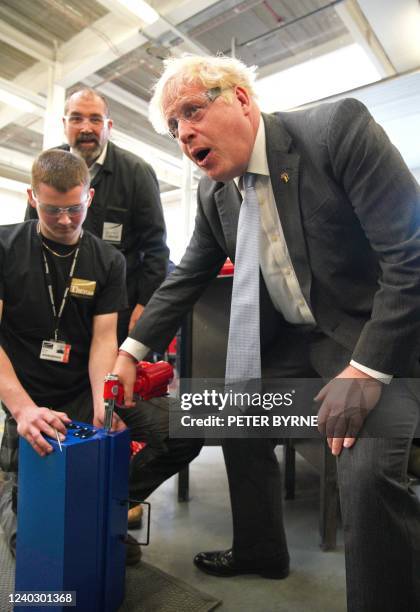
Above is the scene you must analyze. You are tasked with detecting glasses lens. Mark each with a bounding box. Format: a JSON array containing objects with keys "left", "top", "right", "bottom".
[
  {"left": 39, "top": 203, "right": 85, "bottom": 216},
  {"left": 66, "top": 114, "right": 106, "bottom": 126},
  {"left": 167, "top": 119, "right": 178, "bottom": 139},
  {"left": 166, "top": 88, "right": 223, "bottom": 139},
  {"left": 66, "top": 205, "right": 85, "bottom": 216},
  {"left": 42, "top": 205, "right": 62, "bottom": 216}
]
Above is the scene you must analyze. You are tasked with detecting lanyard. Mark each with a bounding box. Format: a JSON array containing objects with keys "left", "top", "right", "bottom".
[{"left": 38, "top": 227, "right": 83, "bottom": 341}]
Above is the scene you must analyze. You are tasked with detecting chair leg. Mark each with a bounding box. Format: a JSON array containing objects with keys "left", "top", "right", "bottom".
[
  {"left": 177, "top": 466, "right": 190, "bottom": 502},
  {"left": 283, "top": 441, "right": 296, "bottom": 500}
]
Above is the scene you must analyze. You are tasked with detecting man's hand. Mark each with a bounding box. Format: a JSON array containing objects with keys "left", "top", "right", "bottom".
[
  {"left": 314, "top": 365, "right": 382, "bottom": 456},
  {"left": 112, "top": 353, "right": 137, "bottom": 408},
  {"left": 128, "top": 304, "right": 144, "bottom": 333},
  {"left": 15, "top": 406, "right": 71, "bottom": 457},
  {"left": 93, "top": 400, "right": 127, "bottom": 432}
]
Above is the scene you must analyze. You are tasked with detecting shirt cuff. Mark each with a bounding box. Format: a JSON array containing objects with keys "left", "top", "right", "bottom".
[
  {"left": 350, "top": 360, "right": 392, "bottom": 384},
  {"left": 120, "top": 338, "right": 150, "bottom": 362}
]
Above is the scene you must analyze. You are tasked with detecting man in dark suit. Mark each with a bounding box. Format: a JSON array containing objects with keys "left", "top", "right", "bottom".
[{"left": 113, "top": 55, "right": 420, "bottom": 611}]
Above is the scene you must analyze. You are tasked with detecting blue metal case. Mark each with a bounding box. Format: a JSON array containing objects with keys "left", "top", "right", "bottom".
[{"left": 15, "top": 421, "right": 130, "bottom": 612}]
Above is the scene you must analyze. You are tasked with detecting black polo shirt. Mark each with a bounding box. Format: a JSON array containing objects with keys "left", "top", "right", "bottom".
[{"left": 0, "top": 221, "right": 127, "bottom": 407}]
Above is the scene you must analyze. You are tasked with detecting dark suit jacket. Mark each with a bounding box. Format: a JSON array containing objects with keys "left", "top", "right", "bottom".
[
  {"left": 131, "top": 98, "right": 420, "bottom": 377},
  {"left": 27, "top": 141, "right": 169, "bottom": 308}
]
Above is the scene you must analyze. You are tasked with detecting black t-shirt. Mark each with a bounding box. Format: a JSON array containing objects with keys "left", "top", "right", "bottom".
[{"left": 0, "top": 221, "right": 127, "bottom": 407}]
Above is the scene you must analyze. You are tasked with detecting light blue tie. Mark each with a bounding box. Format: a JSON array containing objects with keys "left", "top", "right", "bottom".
[{"left": 225, "top": 172, "right": 261, "bottom": 384}]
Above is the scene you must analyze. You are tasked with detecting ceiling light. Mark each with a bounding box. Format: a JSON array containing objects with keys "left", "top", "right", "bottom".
[
  {"left": 114, "top": 0, "right": 159, "bottom": 25},
  {"left": 0, "top": 89, "right": 37, "bottom": 114},
  {"left": 255, "top": 43, "right": 382, "bottom": 112}
]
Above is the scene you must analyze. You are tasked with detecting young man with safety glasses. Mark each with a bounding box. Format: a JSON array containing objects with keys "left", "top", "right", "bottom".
[{"left": 0, "top": 149, "right": 202, "bottom": 564}]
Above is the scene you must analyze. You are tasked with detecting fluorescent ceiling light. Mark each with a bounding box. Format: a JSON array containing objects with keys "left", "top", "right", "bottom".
[
  {"left": 255, "top": 43, "right": 382, "bottom": 112},
  {"left": 0, "top": 89, "right": 37, "bottom": 114},
  {"left": 114, "top": 0, "right": 159, "bottom": 25}
]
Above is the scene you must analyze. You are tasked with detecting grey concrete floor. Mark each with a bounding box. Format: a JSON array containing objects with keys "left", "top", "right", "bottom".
[
  {"left": 0, "top": 410, "right": 346, "bottom": 611},
  {"left": 131, "top": 446, "right": 346, "bottom": 612}
]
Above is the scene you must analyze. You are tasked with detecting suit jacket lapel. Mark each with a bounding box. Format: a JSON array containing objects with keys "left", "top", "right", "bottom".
[
  {"left": 214, "top": 181, "right": 241, "bottom": 259},
  {"left": 263, "top": 112, "right": 312, "bottom": 308}
]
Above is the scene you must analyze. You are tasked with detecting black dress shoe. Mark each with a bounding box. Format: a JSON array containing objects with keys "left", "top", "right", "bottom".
[
  {"left": 194, "top": 548, "right": 289, "bottom": 579},
  {"left": 125, "top": 533, "right": 142, "bottom": 566}
]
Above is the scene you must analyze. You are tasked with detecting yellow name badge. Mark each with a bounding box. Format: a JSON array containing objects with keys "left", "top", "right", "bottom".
[{"left": 70, "top": 278, "right": 96, "bottom": 297}]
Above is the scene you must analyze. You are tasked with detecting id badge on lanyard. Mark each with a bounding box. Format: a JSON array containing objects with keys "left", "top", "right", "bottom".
[
  {"left": 40, "top": 339, "right": 71, "bottom": 363},
  {"left": 38, "top": 226, "right": 82, "bottom": 365}
]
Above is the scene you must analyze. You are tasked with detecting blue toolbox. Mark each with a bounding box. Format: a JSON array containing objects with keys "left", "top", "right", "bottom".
[{"left": 15, "top": 421, "right": 130, "bottom": 612}]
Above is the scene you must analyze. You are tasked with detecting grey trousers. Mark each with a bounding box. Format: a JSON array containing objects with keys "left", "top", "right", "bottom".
[
  {"left": 337, "top": 385, "right": 420, "bottom": 612},
  {"left": 223, "top": 327, "right": 420, "bottom": 612}
]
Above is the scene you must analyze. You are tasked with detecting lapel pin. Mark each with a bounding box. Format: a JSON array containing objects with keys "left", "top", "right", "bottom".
[{"left": 280, "top": 171, "right": 289, "bottom": 184}]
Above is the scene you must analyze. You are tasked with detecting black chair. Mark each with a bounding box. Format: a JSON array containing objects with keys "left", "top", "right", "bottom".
[
  {"left": 283, "top": 438, "right": 339, "bottom": 550},
  {"left": 176, "top": 273, "right": 339, "bottom": 550},
  {"left": 176, "top": 274, "right": 231, "bottom": 501}
]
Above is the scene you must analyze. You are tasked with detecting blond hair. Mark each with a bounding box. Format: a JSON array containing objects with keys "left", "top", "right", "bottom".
[{"left": 149, "top": 54, "right": 258, "bottom": 134}]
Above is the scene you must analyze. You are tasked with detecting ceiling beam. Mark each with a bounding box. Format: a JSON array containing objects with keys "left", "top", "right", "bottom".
[
  {"left": 0, "top": 146, "right": 34, "bottom": 175},
  {"left": 152, "top": 14, "right": 209, "bottom": 55},
  {"left": 95, "top": 0, "right": 209, "bottom": 54},
  {"left": 56, "top": 16, "right": 148, "bottom": 88},
  {"left": 0, "top": 13, "right": 148, "bottom": 130},
  {"left": 151, "top": 0, "right": 222, "bottom": 32},
  {"left": 88, "top": 0, "right": 148, "bottom": 27},
  {"left": 357, "top": 0, "right": 420, "bottom": 73},
  {"left": 0, "top": 21, "right": 55, "bottom": 65},
  {"left": 0, "top": 0, "right": 217, "bottom": 185},
  {"left": 0, "top": 158, "right": 31, "bottom": 184},
  {"left": 334, "top": 0, "right": 396, "bottom": 77},
  {"left": 0, "top": 77, "right": 46, "bottom": 115},
  {"left": 0, "top": 0, "right": 221, "bottom": 131},
  {"left": 83, "top": 75, "right": 149, "bottom": 118}
]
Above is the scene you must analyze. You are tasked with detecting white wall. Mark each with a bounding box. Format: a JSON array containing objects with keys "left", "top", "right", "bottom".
[
  {"left": 0, "top": 188, "right": 28, "bottom": 225},
  {"left": 161, "top": 187, "right": 197, "bottom": 264},
  {"left": 411, "top": 167, "right": 420, "bottom": 184}
]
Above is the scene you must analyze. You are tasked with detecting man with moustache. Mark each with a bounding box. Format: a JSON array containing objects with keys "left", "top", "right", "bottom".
[
  {"left": 112, "top": 55, "right": 420, "bottom": 612},
  {"left": 27, "top": 88, "right": 169, "bottom": 344}
]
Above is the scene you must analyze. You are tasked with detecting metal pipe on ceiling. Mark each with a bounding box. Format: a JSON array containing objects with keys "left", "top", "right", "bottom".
[{"left": 222, "top": 0, "right": 347, "bottom": 53}]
